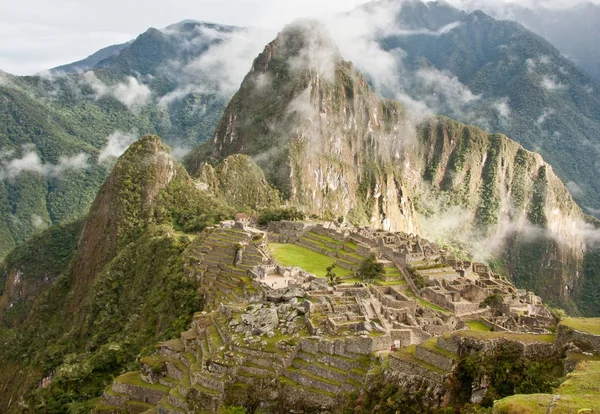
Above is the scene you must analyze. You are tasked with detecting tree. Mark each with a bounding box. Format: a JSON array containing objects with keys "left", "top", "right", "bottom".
[
  {"left": 357, "top": 255, "right": 384, "bottom": 282},
  {"left": 481, "top": 294, "right": 504, "bottom": 315},
  {"left": 326, "top": 264, "right": 338, "bottom": 286}
]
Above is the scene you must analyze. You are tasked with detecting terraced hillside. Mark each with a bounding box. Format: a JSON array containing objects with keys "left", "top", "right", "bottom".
[{"left": 95, "top": 218, "right": 581, "bottom": 413}]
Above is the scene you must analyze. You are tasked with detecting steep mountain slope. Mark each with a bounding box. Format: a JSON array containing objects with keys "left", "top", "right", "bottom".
[
  {"left": 51, "top": 42, "right": 130, "bottom": 74},
  {"left": 187, "top": 20, "right": 597, "bottom": 315},
  {"left": 355, "top": 0, "right": 600, "bottom": 215},
  {"left": 0, "top": 135, "right": 239, "bottom": 412},
  {"left": 455, "top": 0, "right": 600, "bottom": 81},
  {"left": 0, "top": 21, "right": 238, "bottom": 260}
]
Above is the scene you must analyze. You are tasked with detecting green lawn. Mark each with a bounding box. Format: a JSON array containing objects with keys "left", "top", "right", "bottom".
[
  {"left": 494, "top": 361, "right": 600, "bottom": 413},
  {"left": 405, "top": 292, "right": 449, "bottom": 313},
  {"left": 114, "top": 371, "right": 170, "bottom": 391},
  {"left": 375, "top": 279, "right": 407, "bottom": 287},
  {"left": 561, "top": 318, "right": 600, "bottom": 335},
  {"left": 269, "top": 243, "right": 353, "bottom": 277},
  {"left": 467, "top": 321, "right": 492, "bottom": 332},
  {"left": 420, "top": 338, "right": 458, "bottom": 360}
]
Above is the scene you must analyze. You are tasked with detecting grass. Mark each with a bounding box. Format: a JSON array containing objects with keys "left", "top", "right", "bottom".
[
  {"left": 173, "top": 230, "right": 198, "bottom": 241},
  {"left": 467, "top": 321, "right": 492, "bottom": 331},
  {"left": 494, "top": 361, "right": 600, "bottom": 413},
  {"left": 306, "top": 232, "right": 343, "bottom": 246},
  {"left": 300, "top": 236, "right": 337, "bottom": 252},
  {"left": 561, "top": 318, "right": 600, "bottom": 335},
  {"left": 419, "top": 338, "right": 458, "bottom": 360},
  {"left": 393, "top": 345, "right": 447, "bottom": 374},
  {"left": 567, "top": 353, "right": 600, "bottom": 362},
  {"left": 493, "top": 394, "right": 554, "bottom": 413},
  {"left": 344, "top": 241, "right": 358, "bottom": 250},
  {"left": 454, "top": 330, "right": 555, "bottom": 343},
  {"left": 405, "top": 292, "right": 450, "bottom": 314},
  {"left": 375, "top": 279, "right": 407, "bottom": 287},
  {"left": 114, "top": 372, "right": 170, "bottom": 391},
  {"left": 269, "top": 243, "right": 353, "bottom": 277}
]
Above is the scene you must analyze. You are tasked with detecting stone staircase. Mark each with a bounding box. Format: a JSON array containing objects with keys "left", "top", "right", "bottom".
[{"left": 276, "top": 345, "right": 371, "bottom": 408}]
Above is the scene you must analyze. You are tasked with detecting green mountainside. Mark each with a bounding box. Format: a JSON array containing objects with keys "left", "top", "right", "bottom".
[
  {"left": 458, "top": 0, "right": 600, "bottom": 82},
  {"left": 0, "top": 136, "right": 241, "bottom": 412},
  {"left": 373, "top": 0, "right": 600, "bottom": 214},
  {"left": 0, "top": 21, "right": 235, "bottom": 260}
]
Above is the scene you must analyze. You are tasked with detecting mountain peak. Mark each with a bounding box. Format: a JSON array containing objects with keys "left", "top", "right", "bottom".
[
  {"left": 251, "top": 19, "right": 341, "bottom": 80},
  {"left": 70, "top": 135, "right": 177, "bottom": 304}
]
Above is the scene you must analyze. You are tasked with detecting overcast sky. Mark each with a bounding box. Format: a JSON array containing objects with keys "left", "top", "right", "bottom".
[
  {"left": 0, "top": 0, "right": 595, "bottom": 75},
  {"left": 0, "top": 0, "right": 372, "bottom": 75}
]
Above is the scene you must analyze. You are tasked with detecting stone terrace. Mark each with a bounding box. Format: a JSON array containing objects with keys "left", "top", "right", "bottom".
[{"left": 97, "top": 220, "right": 560, "bottom": 413}]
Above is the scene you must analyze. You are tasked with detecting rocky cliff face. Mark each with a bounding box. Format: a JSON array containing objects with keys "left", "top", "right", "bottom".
[
  {"left": 201, "top": 20, "right": 420, "bottom": 233},
  {"left": 191, "top": 20, "right": 594, "bottom": 314}
]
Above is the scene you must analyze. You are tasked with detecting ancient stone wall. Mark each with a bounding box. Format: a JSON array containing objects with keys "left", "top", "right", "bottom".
[
  {"left": 556, "top": 324, "right": 600, "bottom": 354},
  {"left": 415, "top": 346, "right": 455, "bottom": 371},
  {"left": 436, "top": 336, "right": 459, "bottom": 355},
  {"left": 112, "top": 382, "right": 168, "bottom": 405},
  {"left": 389, "top": 354, "right": 447, "bottom": 383}
]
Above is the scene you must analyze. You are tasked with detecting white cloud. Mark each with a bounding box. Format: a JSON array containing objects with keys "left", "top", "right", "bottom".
[
  {"left": 0, "top": 148, "right": 89, "bottom": 180},
  {"left": 495, "top": 98, "right": 511, "bottom": 120},
  {"left": 286, "top": 87, "right": 318, "bottom": 119},
  {"left": 537, "top": 108, "right": 555, "bottom": 124},
  {"left": 541, "top": 75, "right": 566, "bottom": 91},
  {"left": 83, "top": 72, "right": 152, "bottom": 109},
  {"left": 416, "top": 67, "right": 481, "bottom": 107},
  {"left": 170, "top": 146, "right": 192, "bottom": 160},
  {"left": 387, "top": 21, "right": 463, "bottom": 37},
  {"left": 31, "top": 214, "right": 47, "bottom": 230},
  {"left": 566, "top": 181, "right": 584, "bottom": 197},
  {"left": 98, "top": 131, "right": 139, "bottom": 163},
  {"left": 158, "top": 26, "right": 275, "bottom": 106},
  {"left": 112, "top": 77, "right": 152, "bottom": 107},
  {"left": 287, "top": 21, "right": 338, "bottom": 82}
]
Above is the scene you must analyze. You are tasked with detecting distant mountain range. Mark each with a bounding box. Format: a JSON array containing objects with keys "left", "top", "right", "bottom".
[
  {"left": 365, "top": 0, "right": 600, "bottom": 216},
  {"left": 454, "top": 0, "right": 600, "bottom": 81},
  {"left": 0, "top": 21, "right": 241, "bottom": 258}
]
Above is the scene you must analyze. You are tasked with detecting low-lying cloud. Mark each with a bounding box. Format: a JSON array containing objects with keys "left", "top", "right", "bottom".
[
  {"left": 0, "top": 148, "right": 89, "bottom": 180},
  {"left": 98, "top": 130, "right": 139, "bottom": 163},
  {"left": 158, "top": 26, "right": 275, "bottom": 106},
  {"left": 84, "top": 72, "right": 152, "bottom": 109},
  {"left": 541, "top": 75, "right": 566, "bottom": 91}
]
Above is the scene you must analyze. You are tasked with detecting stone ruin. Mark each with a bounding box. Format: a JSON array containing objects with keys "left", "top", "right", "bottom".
[{"left": 96, "top": 220, "right": 561, "bottom": 413}]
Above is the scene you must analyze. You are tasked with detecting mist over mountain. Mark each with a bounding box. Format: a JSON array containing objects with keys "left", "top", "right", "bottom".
[
  {"left": 2, "top": 5, "right": 600, "bottom": 413},
  {"left": 453, "top": 0, "right": 600, "bottom": 81},
  {"left": 327, "top": 0, "right": 600, "bottom": 217},
  {"left": 0, "top": 20, "right": 267, "bottom": 259}
]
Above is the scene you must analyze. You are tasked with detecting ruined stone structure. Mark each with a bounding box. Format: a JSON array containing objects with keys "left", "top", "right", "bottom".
[{"left": 96, "top": 221, "right": 560, "bottom": 413}]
